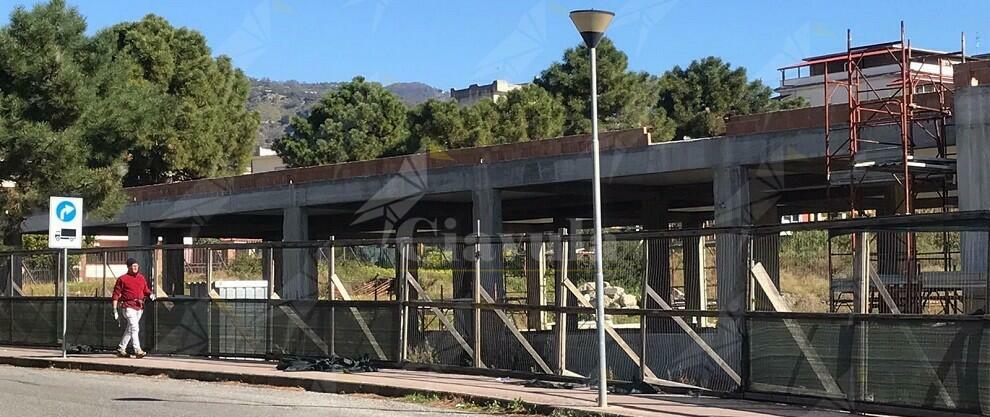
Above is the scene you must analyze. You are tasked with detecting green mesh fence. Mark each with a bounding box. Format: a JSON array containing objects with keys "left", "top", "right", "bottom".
[
  {"left": 153, "top": 299, "right": 209, "bottom": 356},
  {"left": 749, "top": 315, "right": 990, "bottom": 414}
]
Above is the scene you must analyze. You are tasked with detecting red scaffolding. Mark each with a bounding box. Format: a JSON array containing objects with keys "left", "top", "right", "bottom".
[
  {"left": 779, "top": 22, "right": 961, "bottom": 218},
  {"left": 779, "top": 23, "right": 967, "bottom": 313}
]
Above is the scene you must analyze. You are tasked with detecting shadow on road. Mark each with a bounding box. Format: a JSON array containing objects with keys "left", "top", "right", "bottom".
[{"left": 113, "top": 397, "right": 481, "bottom": 414}]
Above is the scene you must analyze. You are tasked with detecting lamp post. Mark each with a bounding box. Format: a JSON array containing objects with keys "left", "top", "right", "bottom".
[{"left": 569, "top": 9, "right": 614, "bottom": 409}]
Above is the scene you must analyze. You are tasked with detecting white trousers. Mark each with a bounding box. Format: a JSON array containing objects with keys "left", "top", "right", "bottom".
[{"left": 118, "top": 307, "right": 143, "bottom": 351}]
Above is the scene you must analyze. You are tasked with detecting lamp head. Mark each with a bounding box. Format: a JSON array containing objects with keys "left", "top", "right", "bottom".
[{"left": 569, "top": 9, "right": 614, "bottom": 48}]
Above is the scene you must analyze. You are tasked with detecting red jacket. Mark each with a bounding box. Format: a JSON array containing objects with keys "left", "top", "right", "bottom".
[{"left": 112, "top": 272, "right": 151, "bottom": 310}]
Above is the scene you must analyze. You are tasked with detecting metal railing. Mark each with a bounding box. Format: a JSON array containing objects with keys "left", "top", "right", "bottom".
[{"left": 2, "top": 211, "right": 990, "bottom": 416}]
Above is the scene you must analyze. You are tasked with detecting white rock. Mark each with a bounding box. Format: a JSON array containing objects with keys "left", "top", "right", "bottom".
[{"left": 621, "top": 294, "right": 638, "bottom": 308}]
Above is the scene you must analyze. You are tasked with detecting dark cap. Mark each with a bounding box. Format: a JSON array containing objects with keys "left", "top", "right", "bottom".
[{"left": 125, "top": 258, "right": 138, "bottom": 267}]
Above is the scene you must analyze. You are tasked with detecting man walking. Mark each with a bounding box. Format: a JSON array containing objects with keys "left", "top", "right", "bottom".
[{"left": 112, "top": 258, "right": 152, "bottom": 358}]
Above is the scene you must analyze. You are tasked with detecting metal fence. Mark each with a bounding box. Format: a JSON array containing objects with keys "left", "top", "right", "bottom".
[{"left": 2, "top": 211, "right": 990, "bottom": 416}]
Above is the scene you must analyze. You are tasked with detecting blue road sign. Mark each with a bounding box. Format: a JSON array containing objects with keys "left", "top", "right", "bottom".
[{"left": 55, "top": 201, "right": 77, "bottom": 222}]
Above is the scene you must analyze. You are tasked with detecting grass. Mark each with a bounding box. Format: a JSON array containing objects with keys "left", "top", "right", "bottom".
[
  {"left": 401, "top": 393, "right": 551, "bottom": 416},
  {"left": 21, "top": 280, "right": 110, "bottom": 297}
]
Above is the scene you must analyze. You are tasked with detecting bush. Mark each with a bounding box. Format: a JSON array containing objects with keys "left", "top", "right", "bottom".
[{"left": 228, "top": 252, "right": 262, "bottom": 278}]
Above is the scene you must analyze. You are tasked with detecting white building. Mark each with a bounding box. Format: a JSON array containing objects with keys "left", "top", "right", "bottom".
[
  {"left": 449, "top": 80, "right": 524, "bottom": 106},
  {"left": 249, "top": 147, "right": 286, "bottom": 174},
  {"left": 777, "top": 42, "right": 961, "bottom": 106}
]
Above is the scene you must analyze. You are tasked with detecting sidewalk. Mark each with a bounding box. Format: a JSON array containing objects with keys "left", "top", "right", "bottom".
[{"left": 0, "top": 346, "right": 848, "bottom": 417}]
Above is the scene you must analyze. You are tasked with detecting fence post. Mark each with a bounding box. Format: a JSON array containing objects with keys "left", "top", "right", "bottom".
[
  {"left": 328, "top": 236, "right": 336, "bottom": 356},
  {"left": 398, "top": 238, "right": 409, "bottom": 363},
  {"left": 639, "top": 235, "right": 649, "bottom": 383},
  {"left": 986, "top": 230, "right": 990, "bottom": 314},
  {"left": 741, "top": 232, "right": 754, "bottom": 392},
  {"left": 102, "top": 251, "right": 108, "bottom": 298},
  {"left": 206, "top": 245, "right": 214, "bottom": 358},
  {"left": 328, "top": 237, "right": 336, "bottom": 301},
  {"left": 206, "top": 246, "right": 214, "bottom": 294},
  {"left": 265, "top": 245, "right": 274, "bottom": 356},
  {"left": 554, "top": 228, "right": 568, "bottom": 375},
  {"left": 6, "top": 254, "right": 12, "bottom": 298},
  {"left": 473, "top": 226, "right": 482, "bottom": 369}
]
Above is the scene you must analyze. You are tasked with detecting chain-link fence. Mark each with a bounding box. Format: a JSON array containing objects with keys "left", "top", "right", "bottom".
[{"left": 1, "top": 212, "right": 989, "bottom": 415}]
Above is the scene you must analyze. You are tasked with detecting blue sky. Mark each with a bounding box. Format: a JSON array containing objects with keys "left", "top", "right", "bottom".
[{"left": 2, "top": 0, "right": 988, "bottom": 89}]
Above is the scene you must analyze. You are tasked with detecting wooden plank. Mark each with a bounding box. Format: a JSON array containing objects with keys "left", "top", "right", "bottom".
[
  {"left": 751, "top": 262, "right": 844, "bottom": 396},
  {"left": 868, "top": 270, "right": 901, "bottom": 314},
  {"left": 868, "top": 270, "right": 955, "bottom": 408},
  {"left": 561, "top": 278, "right": 659, "bottom": 380},
  {"left": 478, "top": 285, "right": 553, "bottom": 374},
  {"left": 644, "top": 286, "right": 742, "bottom": 385},
  {"left": 331, "top": 273, "right": 388, "bottom": 360},
  {"left": 405, "top": 272, "right": 479, "bottom": 365},
  {"left": 644, "top": 376, "right": 708, "bottom": 391},
  {"left": 277, "top": 305, "right": 330, "bottom": 355}
]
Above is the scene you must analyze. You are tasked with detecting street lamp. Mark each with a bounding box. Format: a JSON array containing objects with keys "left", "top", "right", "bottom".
[{"left": 569, "top": 9, "right": 614, "bottom": 409}]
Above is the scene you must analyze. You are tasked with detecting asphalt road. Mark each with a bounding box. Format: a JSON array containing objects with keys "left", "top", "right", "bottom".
[{"left": 0, "top": 365, "right": 494, "bottom": 417}]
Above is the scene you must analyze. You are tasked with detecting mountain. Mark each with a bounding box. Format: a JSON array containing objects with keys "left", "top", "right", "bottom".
[
  {"left": 247, "top": 78, "right": 448, "bottom": 149},
  {"left": 386, "top": 82, "right": 447, "bottom": 106}
]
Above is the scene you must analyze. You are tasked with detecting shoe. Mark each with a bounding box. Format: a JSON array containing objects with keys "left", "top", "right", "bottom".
[
  {"left": 115, "top": 348, "right": 128, "bottom": 358},
  {"left": 134, "top": 349, "right": 146, "bottom": 359}
]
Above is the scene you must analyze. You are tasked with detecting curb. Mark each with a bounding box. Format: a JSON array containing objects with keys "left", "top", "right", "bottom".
[{"left": 0, "top": 355, "right": 620, "bottom": 417}]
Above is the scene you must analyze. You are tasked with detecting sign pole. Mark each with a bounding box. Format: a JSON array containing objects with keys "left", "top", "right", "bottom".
[
  {"left": 62, "top": 248, "right": 68, "bottom": 358},
  {"left": 49, "top": 196, "right": 82, "bottom": 358}
]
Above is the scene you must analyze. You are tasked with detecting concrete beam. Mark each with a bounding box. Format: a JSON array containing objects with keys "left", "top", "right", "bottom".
[{"left": 16, "top": 126, "right": 849, "bottom": 233}]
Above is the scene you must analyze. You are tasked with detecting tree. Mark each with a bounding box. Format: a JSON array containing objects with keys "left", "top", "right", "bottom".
[
  {"left": 86, "top": 15, "right": 258, "bottom": 185},
  {"left": 406, "top": 86, "right": 562, "bottom": 152},
  {"left": 658, "top": 56, "right": 807, "bottom": 139},
  {"left": 493, "top": 84, "right": 564, "bottom": 143},
  {"left": 275, "top": 77, "right": 409, "bottom": 167},
  {"left": 460, "top": 100, "right": 498, "bottom": 148},
  {"left": 0, "top": 0, "right": 126, "bottom": 245},
  {"left": 406, "top": 99, "right": 469, "bottom": 153},
  {"left": 534, "top": 38, "right": 675, "bottom": 140}
]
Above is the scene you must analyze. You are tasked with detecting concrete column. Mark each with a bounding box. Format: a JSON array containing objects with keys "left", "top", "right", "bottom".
[
  {"left": 956, "top": 85, "right": 990, "bottom": 313},
  {"left": 448, "top": 213, "right": 474, "bottom": 366},
  {"left": 450, "top": 214, "right": 474, "bottom": 300},
  {"left": 641, "top": 199, "right": 672, "bottom": 332},
  {"left": 472, "top": 188, "right": 504, "bottom": 300},
  {"left": 472, "top": 187, "right": 509, "bottom": 367},
  {"left": 127, "top": 222, "right": 154, "bottom": 284},
  {"left": 162, "top": 231, "right": 185, "bottom": 296},
  {"left": 712, "top": 165, "right": 751, "bottom": 384},
  {"left": 281, "top": 207, "right": 317, "bottom": 299},
  {"left": 749, "top": 176, "right": 780, "bottom": 311}
]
